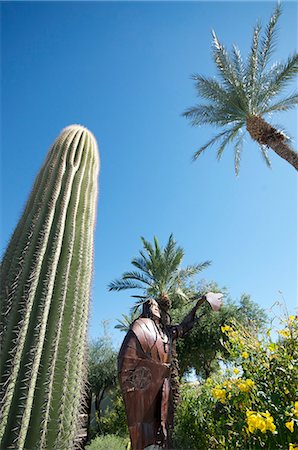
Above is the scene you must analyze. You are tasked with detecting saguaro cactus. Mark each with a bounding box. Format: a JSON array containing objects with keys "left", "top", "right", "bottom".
[{"left": 0, "top": 125, "right": 99, "bottom": 449}]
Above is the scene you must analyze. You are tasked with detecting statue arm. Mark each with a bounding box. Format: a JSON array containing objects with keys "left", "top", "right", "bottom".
[
  {"left": 171, "top": 292, "right": 223, "bottom": 339},
  {"left": 176, "top": 296, "right": 206, "bottom": 337}
]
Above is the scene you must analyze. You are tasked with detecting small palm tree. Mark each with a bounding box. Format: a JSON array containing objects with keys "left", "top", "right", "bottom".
[
  {"left": 115, "top": 310, "right": 140, "bottom": 333},
  {"left": 183, "top": 4, "right": 298, "bottom": 173},
  {"left": 109, "top": 234, "right": 210, "bottom": 319}
]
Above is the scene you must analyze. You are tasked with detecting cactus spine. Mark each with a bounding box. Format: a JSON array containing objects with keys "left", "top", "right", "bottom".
[{"left": 0, "top": 125, "right": 99, "bottom": 449}]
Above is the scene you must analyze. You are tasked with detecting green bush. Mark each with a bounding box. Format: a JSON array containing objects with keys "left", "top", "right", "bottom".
[
  {"left": 86, "top": 434, "right": 129, "bottom": 450},
  {"left": 173, "top": 382, "right": 218, "bottom": 450},
  {"left": 96, "top": 388, "right": 128, "bottom": 437},
  {"left": 174, "top": 315, "right": 298, "bottom": 449}
]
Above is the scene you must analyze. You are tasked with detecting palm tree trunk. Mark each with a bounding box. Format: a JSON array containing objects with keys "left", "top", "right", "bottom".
[
  {"left": 246, "top": 115, "right": 298, "bottom": 170},
  {"left": 168, "top": 341, "right": 181, "bottom": 419}
]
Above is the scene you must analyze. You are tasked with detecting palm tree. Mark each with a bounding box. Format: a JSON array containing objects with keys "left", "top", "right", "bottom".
[
  {"left": 109, "top": 234, "right": 210, "bottom": 321},
  {"left": 183, "top": 4, "right": 298, "bottom": 173}
]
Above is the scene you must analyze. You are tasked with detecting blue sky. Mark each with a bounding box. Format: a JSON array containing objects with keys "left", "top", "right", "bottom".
[{"left": 1, "top": 1, "right": 297, "bottom": 347}]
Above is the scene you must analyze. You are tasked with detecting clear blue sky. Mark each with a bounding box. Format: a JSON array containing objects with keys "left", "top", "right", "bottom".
[{"left": 1, "top": 1, "right": 297, "bottom": 347}]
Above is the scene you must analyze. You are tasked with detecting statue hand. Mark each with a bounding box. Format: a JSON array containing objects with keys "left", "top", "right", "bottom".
[{"left": 205, "top": 292, "right": 223, "bottom": 311}]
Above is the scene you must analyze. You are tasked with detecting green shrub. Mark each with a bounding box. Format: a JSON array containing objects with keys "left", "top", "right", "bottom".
[
  {"left": 86, "top": 434, "right": 129, "bottom": 450},
  {"left": 173, "top": 382, "right": 218, "bottom": 450},
  {"left": 96, "top": 388, "right": 128, "bottom": 437}
]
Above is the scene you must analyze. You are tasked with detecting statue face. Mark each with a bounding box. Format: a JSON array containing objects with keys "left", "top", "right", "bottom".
[{"left": 149, "top": 299, "right": 161, "bottom": 319}]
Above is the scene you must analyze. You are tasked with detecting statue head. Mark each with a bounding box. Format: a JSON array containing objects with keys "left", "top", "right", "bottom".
[{"left": 142, "top": 298, "right": 161, "bottom": 320}]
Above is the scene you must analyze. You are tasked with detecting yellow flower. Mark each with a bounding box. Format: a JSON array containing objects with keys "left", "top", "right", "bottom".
[
  {"left": 263, "top": 412, "right": 276, "bottom": 433},
  {"left": 266, "top": 420, "right": 276, "bottom": 433},
  {"left": 293, "top": 402, "right": 298, "bottom": 419},
  {"left": 205, "top": 377, "right": 212, "bottom": 386},
  {"left": 246, "top": 410, "right": 276, "bottom": 434},
  {"left": 211, "top": 387, "right": 226, "bottom": 403},
  {"left": 268, "top": 342, "right": 277, "bottom": 352},
  {"left": 289, "top": 315, "right": 295, "bottom": 321},
  {"left": 242, "top": 351, "right": 249, "bottom": 359},
  {"left": 238, "top": 381, "right": 249, "bottom": 392},
  {"left": 279, "top": 328, "right": 291, "bottom": 338},
  {"left": 233, "top": 368, "right": 239, "bottom": 375},
  {"left": 289, "top": 444, "right": 298, "bottom": 450},
  {"left": 221, "top": 325, "right": 232, "bottom": 333},
  {"left": 286, "top": 420, "right": 295, "bottom": 433}
]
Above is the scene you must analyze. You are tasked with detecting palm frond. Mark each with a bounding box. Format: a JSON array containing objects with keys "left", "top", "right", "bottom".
[
  {"left": 163, "top": 239, "right": 184, "bottom": 285},
  {"left": 234, "top": 134, "right": 244, "bottom": 175},
  {"left": 179, "top": 261, "right": 211, "bottom": 280},
  {"left": 154, "top": 236, "right": 162, "bottom": 259},
  {"left": 169, "top": 248, "right": 185, "bottom": 271},
  {"left": 115, "top": 310, "right": 141, "bottom": 332},
  {"left": 184, "top": 104, "right": 243, "bottom": 127},
  {"left": 264, "top": 54, "right": 298, "bottom": 101},
  {"left": 188, "top": 73, "right": 250, "bottom": 118},
  {"left": 130, "top": 299, "right": 149, "bottom": 311},
  {"left": 122, "top": 271, "right": 154, "bottom": 287},
  {"left": 192, "top": 129, "right": 229, "bottom": 161},
  {"left": 232, "top": 45, "right": 245, "bottom": 81},
  {"left": 140, "top": 236, "right": 160, "bottom": 275},
  {"left": 259, "top": 3, "right": 281, "bottom": 71},
  {"left": 140, "top": 236, "right": 155, "bottom": 258},
  {"left": 275, "top": 53, "right": 298, "bottom": 87},
  {"left": 262, "top": 92, "right": 298, "bottom": 114},
  {"left": 164, "top": 234, "right": 176, "bottom": 261},
  {"left": 217, "top": 123, "right": 244, "bottom": 160},
  {"left": 259, "top": 145, "right": 272, "bottom": 168},
  {"left": 139, "top": 250, "right": 151, "bottom": 265},
  {"left": 131, "top": 257, "right": 154, "bottom": 279},
  {"left": 191, "top": 75, "right": 229, "bottom": 104},
  {"left": 212, "top": 30, "right": 242, "bottom": 90},
  {"left": 247, "top": 22, "right": 261, "bottom": 111},
  {"left": 108, "top": 279, "right": 146, "bottom": 291}
]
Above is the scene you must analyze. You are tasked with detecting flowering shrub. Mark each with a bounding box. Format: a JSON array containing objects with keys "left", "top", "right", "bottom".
[{"left": 174, "top": 315, "right": 298, "bottom": 449}]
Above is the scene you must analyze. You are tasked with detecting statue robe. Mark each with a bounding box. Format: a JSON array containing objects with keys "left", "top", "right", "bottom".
[{"left": 118, "top": 318, "right": 182, "bottom": 450}]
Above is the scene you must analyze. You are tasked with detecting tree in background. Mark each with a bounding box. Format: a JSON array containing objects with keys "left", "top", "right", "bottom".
[
  {"left": 87, "top": 328, "right": 129, "bottom": 444},
  {"left": 88, "top": 331, "right": 118, "bottom": 426},
  {"left": 183, "top": 4, "right": 298, "bottom": 173},
  {"left": 176, "top": 289, "right": 267, "bottom": 379}
]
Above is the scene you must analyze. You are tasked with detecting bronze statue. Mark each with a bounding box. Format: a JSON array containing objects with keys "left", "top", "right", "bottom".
[{"left": 118, "top": 292, "right": 222, "bottom": 450}]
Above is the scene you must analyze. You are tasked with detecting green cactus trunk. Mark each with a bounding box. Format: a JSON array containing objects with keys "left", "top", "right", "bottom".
[{"left": 0, "top": 125, "right": 99, "bottom": 450}]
